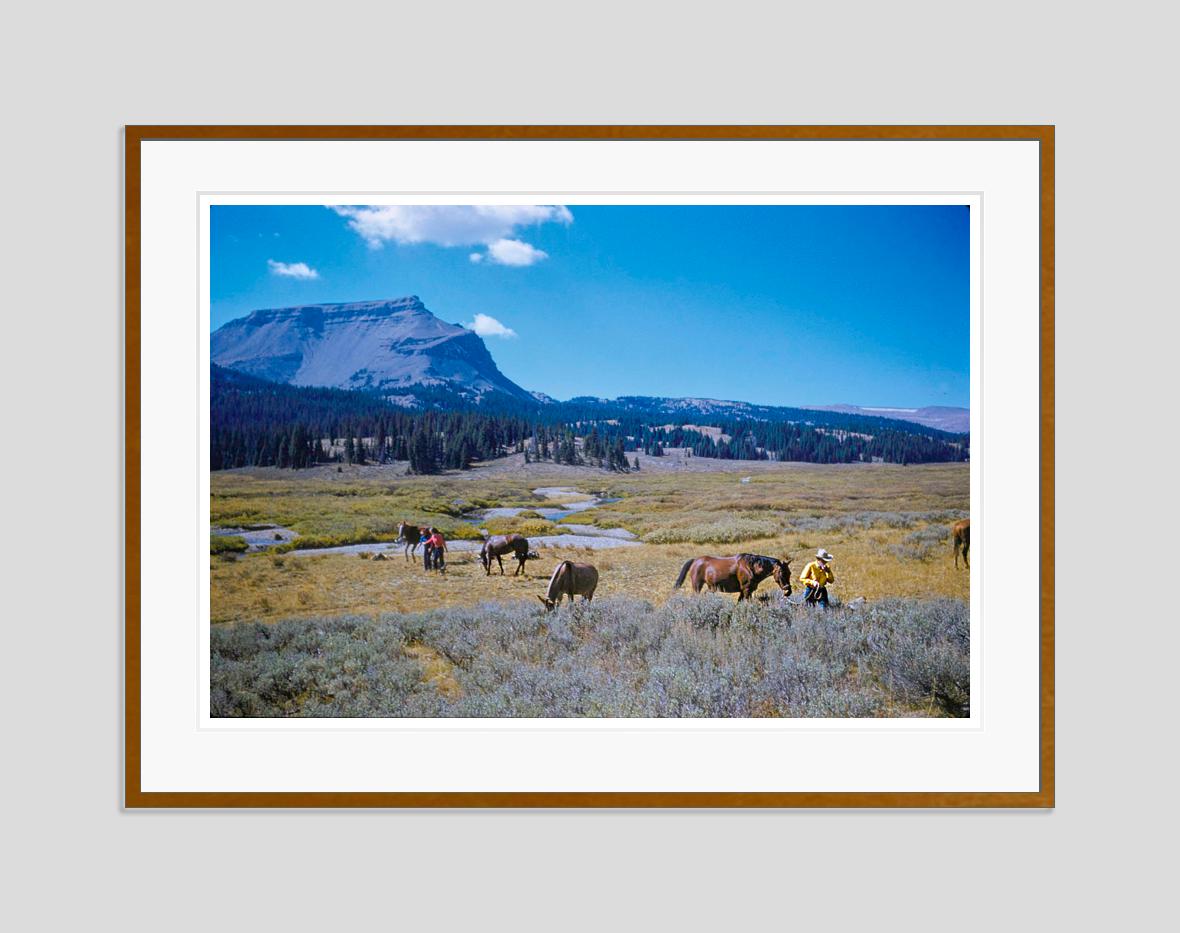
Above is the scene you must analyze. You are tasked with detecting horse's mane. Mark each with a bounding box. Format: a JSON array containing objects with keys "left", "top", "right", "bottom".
[
  {"left": 545, "top": 560, "right": 572, "bottom": 599},
  {"left": 738, "top": 553, "right": 784, "bottom": 572}
]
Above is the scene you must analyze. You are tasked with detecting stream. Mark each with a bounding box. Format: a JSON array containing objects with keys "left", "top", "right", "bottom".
[{"left": 215, "top": 487, "right": 641, "bottom": 558}]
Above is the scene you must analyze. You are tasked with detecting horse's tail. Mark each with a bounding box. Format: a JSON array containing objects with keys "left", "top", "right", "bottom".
[
  {"left": 546, "top": 560, "right": 571, "bottom": 600},
  {"left": 673, "top": 558, "right": 695, "bottom": 589}
]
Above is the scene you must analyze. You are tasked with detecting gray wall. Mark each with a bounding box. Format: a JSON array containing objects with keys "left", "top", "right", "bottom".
[{"left": 5, "top": 2, "right": 1171, "bottom": 928}]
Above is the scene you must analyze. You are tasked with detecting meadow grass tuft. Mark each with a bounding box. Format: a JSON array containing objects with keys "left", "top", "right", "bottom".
[
  {"left": 210, "top": 534, "right": 249, "bottom": 555},
  {"left": 480, "top": 516, "right": 565, "bottom": 538}
]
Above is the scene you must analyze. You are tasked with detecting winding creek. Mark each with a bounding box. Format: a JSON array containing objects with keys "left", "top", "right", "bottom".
[{"left": 212, "top": 487, "right": 641, "bottom": 558}]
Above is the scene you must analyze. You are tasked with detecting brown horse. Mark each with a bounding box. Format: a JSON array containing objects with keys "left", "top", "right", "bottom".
[
  {"left": 479, "top": 534, "right": 540, "bottom": 576},
  {"left": 673, "top": 553, "right": 793, "bottom": 602},
  {"left": 952, "top": 519, "right": 970, "bottom": 569},
  {"left": 537, "top": 560, "right": 599, "bottom": 610},
  {"left": 397, "top": 521, "right": 430, "bottom": 562}
]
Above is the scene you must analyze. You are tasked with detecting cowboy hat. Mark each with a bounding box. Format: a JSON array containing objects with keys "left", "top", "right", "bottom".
[{"left": 816, "top": 548, "right": 834, "bottom": 562}]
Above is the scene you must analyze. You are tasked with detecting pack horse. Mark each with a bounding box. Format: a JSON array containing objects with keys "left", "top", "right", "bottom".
[
  {"left": 538, "top": 560, "right": 599, "bottom": 610},
  {"left": 952, "top": 518, "right": 970, "bottom": 569},
  {"left": 479, "top": 534, "right": 540, "bottom": 576},
  {"left": 673, "top": 554, "right": 793, "bottom": 602},
  {"left": 397, "top": 521, "right": 427, "bottom": 562}
]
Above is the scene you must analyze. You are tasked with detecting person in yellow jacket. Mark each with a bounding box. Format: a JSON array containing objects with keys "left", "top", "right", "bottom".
[{"left": 799, "top": 548, "right": 836, "bottom": 607}]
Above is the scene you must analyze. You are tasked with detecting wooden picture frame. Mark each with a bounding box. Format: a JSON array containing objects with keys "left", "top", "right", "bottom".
[{"left": 125, "top": 125, "right": 1053, "bottom": 808}]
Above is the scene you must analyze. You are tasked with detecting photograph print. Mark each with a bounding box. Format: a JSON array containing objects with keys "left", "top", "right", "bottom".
[{"left": 209, "top": 202, "right": 971, "bottom": 719}]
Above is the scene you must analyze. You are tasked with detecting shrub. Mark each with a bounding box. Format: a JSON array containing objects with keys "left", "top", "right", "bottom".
[
  {"left": 210, "top": 535, "right": 249, "bottom": 555},
  {"left": 889, "top": 525, "right": 952, "bottom": 562},
  {"left": 866, "top": 598, "right": 969, "bottom": 715},
  {"left": 642, "top": 518, "right": 781, "bottom": 545},
  {"left": 211, "top": 596, "right": 968, "bottom": 719},
  {"left": 481, "top": 517, "right": 563, "bottom": 538},
  {"left": 557, "top": 510, "right": 635, "bottom": 533}
]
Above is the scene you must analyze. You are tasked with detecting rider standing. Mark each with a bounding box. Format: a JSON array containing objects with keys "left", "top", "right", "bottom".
[
  {"left": 426, "top": 529, "right": 447, "bottom": 574},
  {"left": 799, "top": 548, "right": 836, "bottom": 607},
  {"left": 419, "top": 528, "right": 433, "bottom": 571}
]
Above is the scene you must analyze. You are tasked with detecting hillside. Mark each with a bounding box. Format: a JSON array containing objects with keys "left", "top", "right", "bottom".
[{"left": 814, "top": 404, "right": 970, "bottom": 433}]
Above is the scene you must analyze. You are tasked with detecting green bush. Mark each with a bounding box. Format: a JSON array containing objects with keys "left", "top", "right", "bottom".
[
  {"left": 210, "top": 535, "right": 249, "bottom": 555},
  {"left": 481, "top": 517, "right": 563, "bottom": 538}
]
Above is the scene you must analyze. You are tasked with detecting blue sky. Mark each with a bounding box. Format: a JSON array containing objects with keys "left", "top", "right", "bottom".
[{"left": 211, "top": 204, "right": 969, "bottom": 408}]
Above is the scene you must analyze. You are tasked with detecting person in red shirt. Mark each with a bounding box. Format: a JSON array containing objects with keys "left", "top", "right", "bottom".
[{"left": 425, "top": 530, "right": 447, "bottom": 574}]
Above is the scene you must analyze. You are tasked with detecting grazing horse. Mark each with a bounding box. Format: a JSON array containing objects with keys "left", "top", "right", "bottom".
[
  {"left": 538, "top": 560, "right": 599, "bottom": 610},
  {"left": 673, "top": 553, "right": 793, "bottom": 602},
  {"left": 479, "top": 534, "right": 540, "bottom": 576},
  {"left": 397, "top": 521, "right": 429, "bottom": 562},
  {"left": 952, "top": 518, "right": 970, "bottom": 569}
]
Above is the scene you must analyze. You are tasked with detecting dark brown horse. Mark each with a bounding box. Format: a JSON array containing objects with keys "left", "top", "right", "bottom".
[
  {"left": 397, "top": 521, "right": 430, "bottom": 562},
  {"left": 538, "top": 560, "right": 599, "bottom": 610},
  {"left": 479, "top": 534, "right": 540, "bottom": 576},
  {"left": 952, "top": 518, "right": 970, "bottom": 569},
  {"left": 673, "top": 553, "right": 793, "bottom": 602}
]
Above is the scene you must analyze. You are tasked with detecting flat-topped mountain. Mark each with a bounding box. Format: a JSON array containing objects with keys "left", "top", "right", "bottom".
[{"left": 210, "top": 296, "right": 533, "bottom": 403}]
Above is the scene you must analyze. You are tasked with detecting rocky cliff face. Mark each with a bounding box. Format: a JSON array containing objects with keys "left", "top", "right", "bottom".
[{"left": 210, "top": 296, "right": 533, "bottom": 402}]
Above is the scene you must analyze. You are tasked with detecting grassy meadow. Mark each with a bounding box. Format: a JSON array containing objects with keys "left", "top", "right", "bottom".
[
  {"left": 211, "top": 457, "right": 969, "bottom": 621},
  {"left": 210, "top": 456, "right": 970, "bottom": 716}
]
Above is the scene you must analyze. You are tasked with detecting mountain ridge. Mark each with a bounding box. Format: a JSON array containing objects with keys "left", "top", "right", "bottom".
[
  {"left": 813, "top": 403, "right": 969, "bottom": 433},
  {"left": 211, "top": 296, "right": 534, "bottom": 403},
  {"left": 211, "top": 296, "right": 968, "bottom": 436}
]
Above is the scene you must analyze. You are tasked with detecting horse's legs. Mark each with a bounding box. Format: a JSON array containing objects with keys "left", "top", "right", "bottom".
[
  {"left": 497, "top": 554, "right": 505, "bottom": 574},
  {"left": 954, "top": 541, "right": 959, "bottom": 569},
  {"left": 963, "top": 542, "right": 969, "bottom": 569}
]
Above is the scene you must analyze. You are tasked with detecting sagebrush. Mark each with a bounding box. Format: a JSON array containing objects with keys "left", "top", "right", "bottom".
[{"left": 211, "top": 595, "right": 969, "bottom": 718}]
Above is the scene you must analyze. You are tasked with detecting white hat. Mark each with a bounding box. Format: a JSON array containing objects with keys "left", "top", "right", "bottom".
[{"left": 816, "top": 548, "right": 834, "bottom": 562}]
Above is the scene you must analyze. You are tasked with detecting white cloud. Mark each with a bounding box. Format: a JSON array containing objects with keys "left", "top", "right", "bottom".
[
  {"left": 483, "top": 238, "right": 549, "bottom": 266},
  {"left": 267, "top": 259, "right": 319, "bottom": 280},
  {"left": 330, "top": 204, "right": 570, "bottom": 264},
  {"left": 465, "top": 313, "right": 518, "bottom": 339}
]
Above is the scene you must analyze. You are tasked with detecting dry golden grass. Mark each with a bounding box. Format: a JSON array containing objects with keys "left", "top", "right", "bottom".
[
  {"left": 211, "top": 460, "right": 969, "bottom": 624},
  {"left": 211, "top": 525, "right": 968, "bottom": 624}
]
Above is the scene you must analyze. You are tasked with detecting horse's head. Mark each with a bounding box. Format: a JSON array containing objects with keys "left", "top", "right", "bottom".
[
  {"left": 478, "top": 542, "right": 490, "bottom": 570},
  {"left": 773, "top": 558, "right": 793, "bottom": 595},
  {"left": 537, "top": 595, "right": 557, "bottom": 612},
  {"left": 525, "top": 550, "right": 541, "bottom": 562}
]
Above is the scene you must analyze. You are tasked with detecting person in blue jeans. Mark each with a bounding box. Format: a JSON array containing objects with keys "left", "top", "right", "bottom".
[
  {"left": 419, "top": 529, "right": 433, "bottom": 571},
  {"left": 798, "top": 548, "right": 836, "bottom": 607},
  {"left": 426, "top": 529, "right": 447, "bottom": 574}
]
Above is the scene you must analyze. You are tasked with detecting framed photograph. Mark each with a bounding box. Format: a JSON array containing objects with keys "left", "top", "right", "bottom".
[{"left": 125, "top": 125, "right": 1053, "bottom": 807}]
